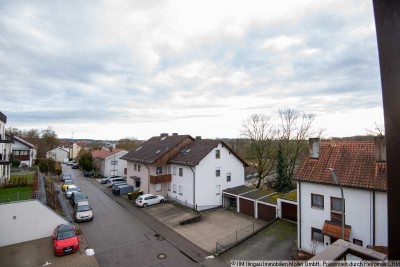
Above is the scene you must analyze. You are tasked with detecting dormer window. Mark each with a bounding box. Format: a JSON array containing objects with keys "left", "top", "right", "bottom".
[
  {"left": 136, "top": 146, "right": 142, "bottom": 151},
  {"left": 161, "top": 136, "right": 167, "bottom": 141},
  {"left": 156, "top": 150, "right": 160, "bottom": 154}
]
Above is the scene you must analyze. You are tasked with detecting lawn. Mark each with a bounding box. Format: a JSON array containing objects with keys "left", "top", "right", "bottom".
[
  {"left": 10, "top": 173, "right": 35, "bottom": 185},
  {"left": 0, "top": 186, "right": 33, "bottom": 203}
]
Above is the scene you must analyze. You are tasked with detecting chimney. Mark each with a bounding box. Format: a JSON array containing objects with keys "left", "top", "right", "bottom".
[
  {"left": 160, "top": 133, "right": 168, "bottom": 137},
  {"left": 172, "top": 133, "right": 178, "bottom": 136},
  {"left": 374, "top": 136, "right": 386, "bottom": 162},
  {"left": 309, "top": 138, "right": 320, "bottom": 159},
  {"left": 196, "top": 136, "right": 201, "bottom": 140}
]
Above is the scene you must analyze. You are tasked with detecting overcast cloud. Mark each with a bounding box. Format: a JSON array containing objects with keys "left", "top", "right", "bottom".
[{"left": 0, "top": 0, "right": 384, "bottom": 140}]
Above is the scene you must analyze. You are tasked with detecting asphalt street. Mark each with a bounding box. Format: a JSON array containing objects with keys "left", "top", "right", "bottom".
[{"left": 61, "top": 165, "right": 200, "bottom": 267}]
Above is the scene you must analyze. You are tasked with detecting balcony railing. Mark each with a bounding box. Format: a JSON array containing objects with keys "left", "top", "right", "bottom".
[
  {"left": 0, "top": 135, "right": 14, "bottom": 143},
  {"left": 310, "top": 239, "right": 387, "bottom": 261},
  {"left": 0, "top": 153, "right": 13, "bottom": 165},
  {"left": 150, "top": 174, "right": 172, "bottom": 184}
]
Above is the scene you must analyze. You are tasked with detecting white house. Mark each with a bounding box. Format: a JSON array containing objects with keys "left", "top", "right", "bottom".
[
  {"left": 46, "top": 147, "right": 69, "bottom": 162},
  {"left": 295, "top": 137, "right": 387, "bottom": 255},
  {"left": 0, "top": 111, "right": 13, "bottom": 184},
  {"left": 12, "top": 136, "right": 37, "bottom": 167},
  {"left": 91, "top": 148, "right": 128, "bottom": 177},
  {"left": 122, "top": 133, "right": 248, "bottom": 210}
]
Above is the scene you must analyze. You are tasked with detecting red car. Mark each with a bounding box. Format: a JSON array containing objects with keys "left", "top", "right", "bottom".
[{"left": 52, "top": 224, "right": 79, "bottom": 256}]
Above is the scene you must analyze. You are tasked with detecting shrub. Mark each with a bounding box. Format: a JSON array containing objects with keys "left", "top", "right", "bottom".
[{"left": 12, "top": 159, "right": 21, "bottom": 167}]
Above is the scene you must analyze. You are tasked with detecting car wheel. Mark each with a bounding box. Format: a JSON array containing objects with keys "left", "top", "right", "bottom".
[
  {"left": 143, "top": 203, "right": 148, "bottom": 208},
  {"left": 160, "top": 199, "right": 165, "bottom": 203}
]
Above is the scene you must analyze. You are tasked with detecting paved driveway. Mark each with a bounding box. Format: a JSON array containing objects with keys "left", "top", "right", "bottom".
[{"left": 63, "top": 166, "right": 200, "bottom": 267}]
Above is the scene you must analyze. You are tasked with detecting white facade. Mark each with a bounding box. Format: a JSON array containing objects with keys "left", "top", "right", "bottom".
[
  {"left": 12, "top": 136, "right": 36, "bottom": 167},
  {"left": 102, "top": 150, "right": 128, "bottom": 177},
  {"left": 0, "top": 200, "right": 68, "bottom": 247},
  {"left": 0, "top": 115, "right": 12, "bottom": 183},
  {"left": 168, "top": 143, "right": 245, "bottom": 210},
  {"left": 298, "top": 182, "right": 388, "bottom": 254},
  {"left": 69, "top": 143, "right": 81, "bottom": 159},
  {"left": 126, "top": 162, "right": 169, "bottom": 195},
  {"left": 46, "top": 147, "right": 69, "bottom": 162}
]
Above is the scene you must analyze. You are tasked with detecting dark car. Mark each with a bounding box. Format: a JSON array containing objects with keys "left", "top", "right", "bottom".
[
  {"left": 52, "top": 224, "right": 79, "bottom": 256},
  {"left": 69, "top": 191, "right": 87, "bottom": 206},
  {"left": 83, "top": 170, "right": 94, "bottom": 177},
  {"left": 72, "top": 163, "right": 79, "bottom": 169},
  {"left": 60, "top": 173, "right": 72, "bottom": 182}
]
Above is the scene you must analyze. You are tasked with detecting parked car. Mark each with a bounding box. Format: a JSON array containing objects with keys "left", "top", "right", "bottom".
[
  {"left": 62, "top": 179, "right": 74, "bottom": 192},
  {"left": 74, "top": 200, "right": 93, "bottom": 222},
  {"left": 106, "top": 177, "right": 126, "bottom": 188},
  {"left": 72, "top": 163, "right": 79, "bottom": 169},
  {"left": 65, "top": 185, "right": 79, "bottom": 199},
  {"left": 69, "top": 191, "right": 87, "bottom": 206},
  {"left": 52, "top": 224, "right": 79, "bottom": 256},
  {"left": 60, "top": 173, "right": 72, "bottom": 182},
  {"left": 100, "top": 175, "right": 122, "bottom": 184},
  {"left": 83, "top": 170, "right": 94, "bottom": 177},
  {"left": 111, "top": 181, "right": 127, "bottom": 190},
  {"left": 135, "top": 194, "right": 165, "bottom": 207}
]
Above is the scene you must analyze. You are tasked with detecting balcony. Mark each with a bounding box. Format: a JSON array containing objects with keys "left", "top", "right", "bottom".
[
  {"left": 0, "top": 153, "right": 13, "bottom": 165},
  {"left": 311, "top": 239, "right": 387, "bottom": 261},
  {"left": 0, "top": 135, "right": 14, "bottom": 143},
  {"left": 13, "top": 155, "right": 30, "bottom": 161},
  {"left": 150, "top": 174, "right": 171, "bottom": 184}
]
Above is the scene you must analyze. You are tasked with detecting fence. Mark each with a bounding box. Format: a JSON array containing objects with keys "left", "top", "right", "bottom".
[
  {"left": 165, "top": 194, "right": 196, "bottom": 210},
  {"left": 0, "top": 190, "right": 38, "bottom": 203},
  {"left": 215, "top": 220, "right": 270, "bottom": 255}
]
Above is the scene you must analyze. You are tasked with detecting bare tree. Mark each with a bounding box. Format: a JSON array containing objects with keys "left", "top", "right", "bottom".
[
  {"left": 117, "top": 137, "right": 142, "bottom": 152},
  {"left": 366, "top": 122, "right": 385, "bottom": 136},
  {"left": 242, "top": 114, "right": 277, "bottom": 188},
  {"left": 278, "top": 109, "right": 318, "bottom": 179}
]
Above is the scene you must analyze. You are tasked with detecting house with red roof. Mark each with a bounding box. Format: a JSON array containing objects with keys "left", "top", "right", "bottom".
[
  {"left": 91, "top": 147, "right": 128, "bottom": 177},
  {"left": 295, "top": 137, "right": 387, "bottom": 255},
  {"left": 121, "top": 133, "right": 248, "bottom": 210}
]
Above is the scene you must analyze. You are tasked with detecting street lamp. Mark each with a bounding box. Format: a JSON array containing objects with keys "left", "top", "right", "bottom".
[{"left": 329, "top": 168, "right": 345, "bottom": 241}]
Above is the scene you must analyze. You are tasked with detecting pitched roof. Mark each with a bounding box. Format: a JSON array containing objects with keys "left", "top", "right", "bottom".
[
  {"left": 294, "top": 141, "right": 387, "bottom": 191},
  {"left": 121, "top": 135, "right": 193, "bottom": 164},
  {"left": 169, "top": 139, "right": 249, "bottom": 167},
  {"left": 322, "top": 220, "right": 351, "bottom": 241},
  {"left": 91, "top": 148, "right": 125, "bottom": 159},
  {"left": 14, "top": 136, "right": 36, "bottom": 148}
]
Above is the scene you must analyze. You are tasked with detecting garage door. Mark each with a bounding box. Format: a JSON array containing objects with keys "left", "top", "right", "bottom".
[
  {"left": 257, "top": 203, "right": 276, "bottom": 221},
  {"left": 239, "top": 198, "right": 254, "bottom": 217},
  {"left": 281, "top": 202, "right": 297, "bottom": 222}
]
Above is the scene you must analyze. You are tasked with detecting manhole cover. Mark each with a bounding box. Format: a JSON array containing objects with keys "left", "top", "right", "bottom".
[
  {"left": 157, "top": 253, "right": 167, "bottom": 259},
  {"left": 157, "top": 236, "right": 165, "bottom": 241}
]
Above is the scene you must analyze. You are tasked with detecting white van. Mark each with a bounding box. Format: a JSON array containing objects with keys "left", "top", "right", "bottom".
[{"left": 74, "top": 200, "right": 93, "bottom": 222}]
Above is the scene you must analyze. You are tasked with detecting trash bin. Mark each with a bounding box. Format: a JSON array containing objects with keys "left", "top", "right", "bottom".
[
  {"left": 139, "top": 190, "right": 143, "bottom": 196},
  {"left": 128, "top": 192, "right": 132, "bottom": 200}
]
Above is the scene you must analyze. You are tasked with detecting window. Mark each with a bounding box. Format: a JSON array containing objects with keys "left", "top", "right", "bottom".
[
  {"left": 134, "top": 164, "right": 137, "bottom": 171},
  {"left": 173, "top": 184, "right": 177, "bottom": 193},
  {"left": 215, "top": 149, "right": 220, "bottom": 159},
  {"left": 331, "top": 197, "right": 345, "bottom": 224},
  {"left": 353, "top": 238, "right": 363, "bottom": 246},
  {"left": 226, "top": 173, "right": 231, "bottom": 182},
  {"left": 179, "top": 186, "right": 183, "bottom": 195},
  {"left": 311, "top": 194, "right": 324, "bottom": 209},
  {"left": 138, "top": 165, "right": 141, "bottom": 172},
  {"left": 168, "top": 183, "right": 171, "bottom": 191},
  {"left": 167, "top": 165, "right": 171, "bottom": 174},
  {"left": 216, "top": 185, "right": 221, "bottom": 195},
  {"left": 156, "top": 166, "right": 162, "bottom": 174},
  {"left": 173, "top": 166, "right": 177, "bottom": 175},
  {"left": 311, "top": 228, "right": 323, "bottom": 243},
  {"left": 155, "top": 183, "right": 161, "bottom": 192},
  {"left": 179, "top": 168, "right": 183, "bottom": 177},
  {"left": 111, "top": 160, "right": 118, "bottom": 166},
  {"left": 216, "top": 168, "right": 221, "bottom": 177}
]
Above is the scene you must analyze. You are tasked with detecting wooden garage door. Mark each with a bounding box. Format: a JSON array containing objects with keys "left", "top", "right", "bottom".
[
  {"left": 281, "top": 202, "right": 297, "bottom": 222},
  {"left": 239, "top": 198, "right": 254, "bottom": 217},
  {"left": 257, "top": 203, "right": 276, "bottom": 221}
]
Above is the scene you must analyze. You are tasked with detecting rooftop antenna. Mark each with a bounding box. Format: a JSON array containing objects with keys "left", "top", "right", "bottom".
[{"left": 71, "top": 131, "right": 74, "bottom": 143}]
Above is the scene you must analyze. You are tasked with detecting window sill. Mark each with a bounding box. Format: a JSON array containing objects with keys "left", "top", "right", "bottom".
[
  {"left": 179, "top": 193, "right": 183, "bottom": 195},
  {"left": 311, "top": 206, "right": 324, "bottom": 210},
  {"left": 216, "top": 193, "right": 221, "bottom": 195},
  {"left": 312, "top": 240, "right": 324, "bottom": 244}
]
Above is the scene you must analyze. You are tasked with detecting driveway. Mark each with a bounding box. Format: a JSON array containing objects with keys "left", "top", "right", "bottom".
[
  {"left": 212, "top": 219, "right": 297, "bottom": 265},
  {"left": 144, "top": 203, "right": 268, "bottom": 253},
  {"left": 62, "top": 165, "right": 204, "bottom": 267}
]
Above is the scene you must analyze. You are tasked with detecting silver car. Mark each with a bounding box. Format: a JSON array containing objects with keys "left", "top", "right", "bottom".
[
  {"left": 74, "top": 200, "right": 93, "bottom": 222},
  {"left": 65, "top": 185, "right": 79, "bottom": 199}
]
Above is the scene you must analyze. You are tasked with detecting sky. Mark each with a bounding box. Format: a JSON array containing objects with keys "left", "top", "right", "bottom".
[{"left": 0, "top": 0, "right": 384, "bottom": 140}]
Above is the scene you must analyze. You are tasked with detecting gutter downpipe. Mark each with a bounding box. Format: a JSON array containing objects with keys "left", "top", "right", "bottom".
[
  {"left": 373, "top": 190, "right": 376, "bottom": 246},
  {"left": 298, "top": 181, "right": 302, "bottom": 250},
  {"left": 190, "top": 166, "right": 196, "bottom": 210},
  {"left": 145, "top": 164, "right": 150, "bottom": 194}
]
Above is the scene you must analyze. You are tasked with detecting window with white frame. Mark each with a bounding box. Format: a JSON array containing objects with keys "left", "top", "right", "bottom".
[
  {"left": 216, "top": 185, "right": 221, "bottom": 195},
  {"left": 311, "top": 194, "right": 324, "bottom": 209},
  {"left": 173, "top": 184, "right": 177, "bottom": 193},
  {"left": 179, "top": 186, "right": 183, "bottom": 195},
  {"left": 155, "top": 183, "right": 161, "bottom": 192},
  {"left": 216, "top": 167, "right": 221, "bottom": 177},
  {"left": 179, "top": 167, "right": 183, "bottom": 177},
  {"left": 173, "top": 166, "right": 177, "bottom": 175},
  {"left": 134, "top": 164, "right": 137, "bottom": 171},
  {"left": 138, "top": 165, "right": 141, "bottom": 172},
  {"left": 226, "top": 172, "right": 231, "bottom": 182},
  {"left": 215, "top": 149, "right": 220, "bottom": 159},
  {"left": 111, "top": 160, "right": 118, "bottom": 166},
  {"left": 311, "top": 228, "right": 323, "bottom": 243},
  {"left": 168, "top": 183, "right": 171, "bottom": 191}
]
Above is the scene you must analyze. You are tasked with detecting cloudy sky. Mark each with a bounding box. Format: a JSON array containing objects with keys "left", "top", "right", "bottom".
[{"left": 0, "top": 0, "right": 384, "bottom": 140}]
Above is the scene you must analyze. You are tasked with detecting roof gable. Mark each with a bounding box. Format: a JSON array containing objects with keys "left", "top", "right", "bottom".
[{"left": 295, "top": 141, "right": 387, "bottom": 191}]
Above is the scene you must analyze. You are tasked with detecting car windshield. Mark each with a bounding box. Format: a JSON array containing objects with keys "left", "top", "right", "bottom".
[
  {"left": 57, "top": 229, "right": 75, "bottom": 240},
  {"left": 69, "top": 187, "right": 78, "bottom": 192},
  {"left": 64, "top": 180, "right": 73, "bottom": 185},
  {"left": 75, "top": 194, "right": 86, "bottom": 200},
  {"left": 137, "top": 197, "right": 143, "bottom": 200},
  {"left": 77, "top": 204, "right": 90, "bottom": 212}
]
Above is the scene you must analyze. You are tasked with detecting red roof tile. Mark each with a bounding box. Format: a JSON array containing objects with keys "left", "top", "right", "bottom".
[
  {"left": 295, "top": 141, "right": 387, "bottom": 191},
  {"left": 91, "top": 148, "right": 124, "bottom": 159},
  {"left": 322, "top": 221, "right": 351, "bottom": 241}
]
